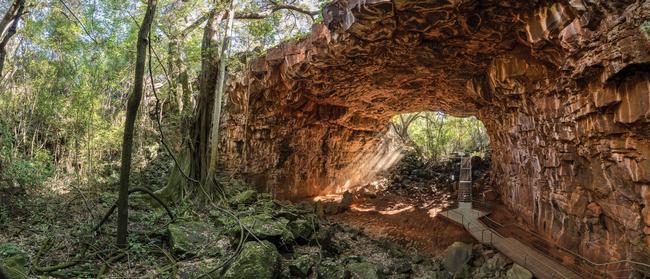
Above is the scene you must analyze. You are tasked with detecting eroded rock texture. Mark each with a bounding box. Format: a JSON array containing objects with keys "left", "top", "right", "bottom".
[{"left": 218, "top": 0, "right": 650, "bottom": 265}]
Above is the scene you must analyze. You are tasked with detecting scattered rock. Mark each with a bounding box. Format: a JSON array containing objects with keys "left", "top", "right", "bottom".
[
  {"left": 504, "top": 263, "right": 533, "bottom": 279},
  {"left": 288, "top": 218, "right": 314, "bottom": 242},
  {"left": 484, "top": 253, "right": 510, "bottom": 271},
  {"left": 223, "top": 241, "right": 281, "bottom": 279},
  {"left": 441, "top": 242, "right": 472, "bottom": 273},
  {"left": 289, "top": 254, "right": 313, "bottom": 277},
  {"left": 312, "top": 224, "right": 338, "bottom": 254},
  {"left": 231, "top": 214, "right": 294, "bottom": 246},
  {"left": 390, "top": 258, "right": 412, "bottom": 274},
  {"left": 346, "top": 261, "right": 383, "bottom": 279},
  {"left": 415, "top": 271, "right": 451, "bottom": 279},
  {"left": 229, "top": 189, "right": 258, "bottom": 206},
  {"left": 318, "top": 260, "right": 348, "bottom": 279}
]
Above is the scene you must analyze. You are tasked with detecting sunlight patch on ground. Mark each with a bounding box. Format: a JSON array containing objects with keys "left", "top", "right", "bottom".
[
  {"left": 350, "top": 204, "right": 377, "bottom": 212},
  {"left": 380, "top": 204, "right": 415, "bottom": 215},
  {"left": 350, "top": 202, "right": 416, "bottom": 215},
  {"left": 312, "top": 194, "right": 343, "bottom": 202},
  {"left": 44, "top": 177, "right": 72, "bottom": 194},
  {"left": 428, "top": 207, "right": 442, "bottom": 218}
]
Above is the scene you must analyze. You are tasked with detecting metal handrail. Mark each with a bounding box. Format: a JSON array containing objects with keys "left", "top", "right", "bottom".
[
  {"left": 480, "top": 214, "right": 650, "bottom": 278},
  {"left": 442, "top": 208, "right": 465, "bottom": 225},
  {"left": 442, "top": 207, "right": 577, "bottom": 278}
]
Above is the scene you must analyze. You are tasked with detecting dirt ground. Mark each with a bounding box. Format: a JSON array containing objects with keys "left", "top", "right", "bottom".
[
  {"left": 323, "top": 155, "right": 487, "bottom": 256},
  {"left": 327, "top": 192, "right": 475, "bottom": 256}
]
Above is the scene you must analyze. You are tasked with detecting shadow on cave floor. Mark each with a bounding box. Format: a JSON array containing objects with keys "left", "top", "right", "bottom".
[{"left": 324, "top": 154, "right": 491, "bottom": 256}]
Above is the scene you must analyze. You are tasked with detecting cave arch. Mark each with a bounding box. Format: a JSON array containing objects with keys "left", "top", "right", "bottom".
[{"left": 218, "top": 0, "right": 650, "bottom": 264}]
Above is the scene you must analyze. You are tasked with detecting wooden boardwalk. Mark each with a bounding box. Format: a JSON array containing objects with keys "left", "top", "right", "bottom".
[{"left": 441, "top": 203, "right": 582, "bottom": 279}]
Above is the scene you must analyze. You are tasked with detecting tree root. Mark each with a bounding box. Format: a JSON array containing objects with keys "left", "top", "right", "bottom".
[
  {"left": 158, "top": 244, "right": 177, "bottom": 278},
  {"left": 96, "top": 250, "right": 126, "bottom": 278}
]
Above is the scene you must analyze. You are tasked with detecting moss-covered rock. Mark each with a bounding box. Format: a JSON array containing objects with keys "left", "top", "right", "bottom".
[
  {"left": 223, "top": 241, "right": 281, "bottom": 279},
  {"left": 504, "top": 263, "right": 532, "bottom": 279},
  {"left": 347, "top": 261, "right": 383, "bottom": 279},
  {"left": 229, "top": 190, "right": 257, "bottom": 206},
  {"left": 215, "top": 176, "right": 252, "bottom": 198},
  {"left": 289, "top": 254, "right": 313, "bottom": 277},
  {"left": 415, "top": 271, "right": 452, "bottom": 279},
  {"left": 484, "top": 253, "right": 509, "bottom": 271},
  {"left": 168, "top": 221, "right": 226, "bottom": 258},
  {"left": 177, "top": 258, "right": 225, "bottom": 279},
  {"left": 288, "top": 218, "right": 314, "bottom": 242},
  {"left": 312, "top": 225, "right": 338, "bottom": 254},
  {"left": 390, "top": 258, "right": 412, "bottom": 274},
  {"left": 0, "top": 243, "right": 28, "bottom": 279},
  {"left": 229, "top": 214, "right": 294, "bottom": 245},
  {"left": 317, "top": 260, "right": 348, "bottom": 279}
]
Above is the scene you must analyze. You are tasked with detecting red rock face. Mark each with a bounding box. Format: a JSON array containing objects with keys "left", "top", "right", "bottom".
[{"left": 219, "top": 0, "right": 650, "bottom": 264}]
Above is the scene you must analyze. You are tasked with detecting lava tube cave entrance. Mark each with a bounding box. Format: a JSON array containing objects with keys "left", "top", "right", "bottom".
[{"left": 313, "top": 111, "right": 494, "bottom": 255}]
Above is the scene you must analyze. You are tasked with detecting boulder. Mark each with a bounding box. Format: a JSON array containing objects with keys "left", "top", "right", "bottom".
[
  {"left": 451, "top": 264, "right": 470, "bottom": 279},
  {"left": 223, "top": 241, "right": 281, "bottom": 279},
  {"left": 288, "top": 218, "right": 314, "bottom": 242},
  {"left": 231, "top": 214, "right": 294, "bottom": 245},
  {"left": 229, "top": 190, "right": 258, "bottom": 206},
  {"left": 442, "top": 242, "right": 472, "bottom": 273},
  {"left": 390, "top": 258, "right": 412, "bottom": 274},
  {"left": 415, "top": 271, "right": 451, "bottom": 279},
  {"left": 318, "top": 260, "right": 348, "bottom": 279},
  {"left": 504, "top": 264, "right": 532, "bottom": 279},
  {"left": 168, "top": 221, "right": 226, "bottom": 258},
  {"left": 176, "top": 258, "right": 224, "bottom": 279},
  {"left": 346, "top": 262, "right": 383, "bottom": 279},
  {"left": 312, "top": 225, "right": 338, "bottom": 254},
  {"left": 484, "top": 253, "right": 510, "bottom": 271},
  {"left": 289, "top": 254, "right": 313, "bottom": 277}
]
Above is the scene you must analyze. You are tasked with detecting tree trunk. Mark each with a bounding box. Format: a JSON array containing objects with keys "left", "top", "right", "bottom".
[
  {"left": 0, "top": 0, "right": 25, "bottom": 78},
  {"left": 207, "top": 5, "right": 234, "bottom": 181},
  {"left": 167, "top": 39, "right": 180, "bottom": 111},
  {"left": 189, "top": 10, "right": 224, "bottom": 186},
  {"left": 116, "top": 0, "right": 157, "bottom": 248}
]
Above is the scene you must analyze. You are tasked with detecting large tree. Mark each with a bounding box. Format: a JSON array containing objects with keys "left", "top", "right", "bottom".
[{"left": 159, "top": 0, "right": 318, "bottom": 201}]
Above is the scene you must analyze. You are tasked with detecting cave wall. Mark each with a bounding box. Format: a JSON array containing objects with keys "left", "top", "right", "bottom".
[{"left": 218, "top": 0, "right": 650, "bottom": 264}]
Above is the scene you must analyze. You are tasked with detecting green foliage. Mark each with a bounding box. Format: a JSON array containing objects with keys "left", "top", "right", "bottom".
[
  {"left": 0, "top": 0, "right": 323, "bottom": 188},
  {"left": 0, "top": 122, "right": 53, "bottom": 189},
  {"left": 392, "top": 112, "right": 490, "bottom": 162}
]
